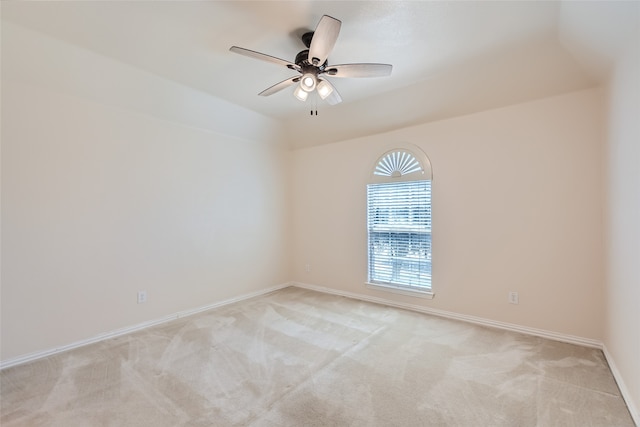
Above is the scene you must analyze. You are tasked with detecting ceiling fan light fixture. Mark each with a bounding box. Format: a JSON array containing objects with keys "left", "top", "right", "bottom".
[
  {"left": 300, "top": 73, "right": 317, "bottom": 92},
  {"left": 316, "top": 80, "right": 333, "bottom": 100},
  {"left": 293, "top": 84, "right": 309, "bottom": 101}
]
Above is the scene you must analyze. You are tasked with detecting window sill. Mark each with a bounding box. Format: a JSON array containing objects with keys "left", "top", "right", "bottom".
[{"left": 365, "top": 282, "right": 435, "bottom": 299}]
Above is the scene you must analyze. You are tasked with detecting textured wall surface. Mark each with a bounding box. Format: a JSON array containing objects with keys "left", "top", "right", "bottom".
[
  {"left": 291, "top": 88, "right": 605, "bottom": 341},
  {"left": 1, "top": 24, "right": 290, "bottom": 361}
]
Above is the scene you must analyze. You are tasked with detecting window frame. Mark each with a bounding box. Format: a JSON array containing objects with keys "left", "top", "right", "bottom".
[{"left": 366, "top": 146, "right": 434, "bottom": 299}]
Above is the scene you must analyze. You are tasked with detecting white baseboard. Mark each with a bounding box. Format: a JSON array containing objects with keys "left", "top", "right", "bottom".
[
  {"left": 0, "top": 282, "right": 291, "bottom": 370},
  {"left": 292, "top": 281, "right": 602, "bottom": 348},
  {"left": 3, "top": 281, "right": 636, "bottom": 424},
  {"left": 602, "top": 345, "right": 639, "bottom": 426}
]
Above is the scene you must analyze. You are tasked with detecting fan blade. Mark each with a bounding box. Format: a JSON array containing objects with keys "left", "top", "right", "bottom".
[
  {"left": 308, "top": 15, "right": 341, "bottom": 66},
  {"left": 321, "top": 80, "right": 342, "bottom": 105},
  {"left": 324, "top": 63, "right": 392, "bottom": 78},
  {"left": 258, "top": 76, "right": 300, "bottom": 96},
  {"left": 230, "top": 46, "right": 300, "bottom": 71}
]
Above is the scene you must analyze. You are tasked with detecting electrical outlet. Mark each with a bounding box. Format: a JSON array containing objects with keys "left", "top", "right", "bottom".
[
  {"left": 508, "top": 291, "right": 519, "bottom": 305},
  {"left": 304, "top": 263, "right": 311, "bottom": 273},
  {"left": 137, "top": 291, "right": 147, "bottom": 304}
]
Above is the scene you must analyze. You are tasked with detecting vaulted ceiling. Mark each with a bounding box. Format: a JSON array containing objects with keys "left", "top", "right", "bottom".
[{"left": 2, "top": 1, "right": 638, "bottom": 148}]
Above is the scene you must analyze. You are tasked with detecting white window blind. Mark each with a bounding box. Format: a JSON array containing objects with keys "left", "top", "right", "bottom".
[{"left": 367, "top": 180, "right": 432, "bottom": 290}]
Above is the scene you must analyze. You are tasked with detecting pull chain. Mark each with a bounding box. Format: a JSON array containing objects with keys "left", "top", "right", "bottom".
[{"left": 310, "top": 91, "right": 318, "bottom": 116}]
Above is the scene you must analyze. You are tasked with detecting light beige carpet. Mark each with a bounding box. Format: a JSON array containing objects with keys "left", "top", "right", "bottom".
[{"left": 0, "top": 287, "right": 635, "bottom": 426}]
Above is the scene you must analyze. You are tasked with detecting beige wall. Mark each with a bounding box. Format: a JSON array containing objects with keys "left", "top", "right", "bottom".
[
  {"left": 604, "top": 41, "right": 640, "bottom": 419},
  {"left": 1, "top": 24, "right": 290, "bottom": 361},
  {"left": 291, "top": 88, "right": 605, "bottom": 341}
]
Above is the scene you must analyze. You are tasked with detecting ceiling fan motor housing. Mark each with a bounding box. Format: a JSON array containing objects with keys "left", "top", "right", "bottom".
[
  {"left": 295, "top": 49, "right": 327, "bottom": 71},
  {"left": 295, "top": 50, "right": 310, "bottom": 66}
]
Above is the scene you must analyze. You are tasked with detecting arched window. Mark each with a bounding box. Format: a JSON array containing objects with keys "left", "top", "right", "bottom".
[{"left": 366, "top": 146, "right": 433, "bottom": 297}]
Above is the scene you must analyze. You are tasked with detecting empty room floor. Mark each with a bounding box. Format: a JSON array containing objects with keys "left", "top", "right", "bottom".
[{"left": 0, "top": 287, "right": 634, "bottom": 426}]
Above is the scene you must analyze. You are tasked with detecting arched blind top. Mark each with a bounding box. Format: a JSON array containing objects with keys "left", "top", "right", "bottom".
[{"left": 371, "top": 146, "right": 432, "bottom": 182}]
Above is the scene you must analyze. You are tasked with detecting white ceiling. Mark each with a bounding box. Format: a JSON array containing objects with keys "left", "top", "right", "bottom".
[{"left": 2, "top": 1, "right": 637, "bottom": 148}]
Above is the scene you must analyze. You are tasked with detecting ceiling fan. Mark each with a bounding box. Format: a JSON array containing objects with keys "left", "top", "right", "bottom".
[{"left": 229, "top": 15, "right": 392, "bottom": 106}]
